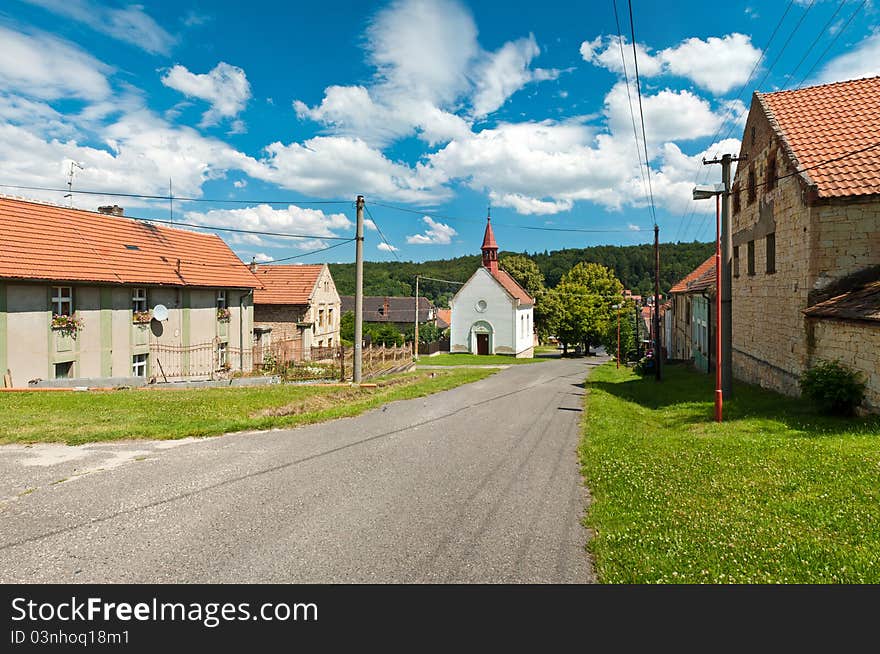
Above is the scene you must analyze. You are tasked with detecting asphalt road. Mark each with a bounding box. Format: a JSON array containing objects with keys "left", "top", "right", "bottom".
[{"left": 0, "top": 355, "right": 605, "bottom": 583}]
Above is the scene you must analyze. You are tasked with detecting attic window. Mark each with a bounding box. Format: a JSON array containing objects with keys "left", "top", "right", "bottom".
[{"left": 124, "top": 244, "right": 140, "bottom": 250}]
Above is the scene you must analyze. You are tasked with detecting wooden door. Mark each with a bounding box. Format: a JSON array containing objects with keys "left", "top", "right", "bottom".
[{"left": 476, "top": 333, "right": 489, "bottom": 355}]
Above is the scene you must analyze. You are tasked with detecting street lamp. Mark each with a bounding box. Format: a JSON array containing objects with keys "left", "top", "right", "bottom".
[
  {"left": 611, "top": 303, "right": 621, "bottom": 369},
  {"left": 692, "top": 183, "right": 725, "bottom": 422}
]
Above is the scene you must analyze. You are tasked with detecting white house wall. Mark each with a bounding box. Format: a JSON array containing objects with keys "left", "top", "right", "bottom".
[{"left": 451, "top": 268, "right": 529, "bottom": 355}]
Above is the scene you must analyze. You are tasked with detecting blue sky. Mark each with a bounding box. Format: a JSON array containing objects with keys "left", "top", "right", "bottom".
[{"left": 2, "top": 0, "right": 878, "bottom": 264}]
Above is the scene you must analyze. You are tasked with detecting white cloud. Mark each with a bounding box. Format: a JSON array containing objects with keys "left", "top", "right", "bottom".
[
  {"left": 0, "top": 26, "right": 112, "bottom": 101},
  {"left": 580, "top": 35, "right": 663, "bottom": 77},
  {"left": 184, "top": 205, "right": 352, "bottom": 250},
  {"left": 660, "top": 34, "right": 761, "bottom": 95},
  {"left": 816, "top": 31, "right": 880, "bottom": 84},
  {"left": 471, "top": 34, "right": 543, "bottom": 117},
  {"left": 161, "top": 62, "right": 252, "bottom": 127},
  {"left": 627, "top": 223, "right": 641, "bottom": 231},
  {"left": 605, "top": 82, "right": 723, "bottom": 149},
  {"left": 21, "top": 0, "right": 175, "bottom": 55},
  {"left": 248, "top": 135, "right": 447, "bottom": 203},
  {"left": 364, "top": 219, "right": 378, "bottom": 231},
  {"left": 295, "top": 0, "right": 559, "bottom": 146},
  {"left": 581, "top": 32, "right": 761, "bottom": 95},
  {"left": 233, "top": 179, "right": 247, "bottom": 188},
  {"left": 489, "top": 192, "right": 573, "bottom": 215},
  {"left": 377, "top": 242, "right": 399, "bottom": 252},
  {"left": 406, "top": 216, "right": 457, "bottom": 244}
]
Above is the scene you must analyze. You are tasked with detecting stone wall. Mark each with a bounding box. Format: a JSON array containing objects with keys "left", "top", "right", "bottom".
[
  {"left": 253, "top": 304, "right": 307, "bottom": 341},
  {"left": 807, "top": 318, "right": 880, "bottom": 412}
]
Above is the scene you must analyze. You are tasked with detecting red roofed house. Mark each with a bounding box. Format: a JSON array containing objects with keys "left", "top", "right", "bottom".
[
  {"left": 252, "top": 263, "right": 340, "bottom": 352},
  {"left": 668, "top": 256, "right": 716, "bottom": 373},
  {"left": 0, "top": 197, "right": 260, "bottom": 386},
  {"left": 731, "top": 76, "right": 880, "bottom": 410},
  {"left": 450, "top": 214, "right": 535, "bottom": 357}
]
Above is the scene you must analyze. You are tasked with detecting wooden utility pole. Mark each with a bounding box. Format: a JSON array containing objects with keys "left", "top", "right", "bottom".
[
  {"left": 704, "top": 153, "right": 745, "bottom": 399},
  {"left": 414, "top": 275, "right": 420, "bottom": 361},
  {"left": 653, "top": 223, "right": 662, "bottom": 381},
  {"left": 353, "top": 195, "right": 365, "bottom": 383}
]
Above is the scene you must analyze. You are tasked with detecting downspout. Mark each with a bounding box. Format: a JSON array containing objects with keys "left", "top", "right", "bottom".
[{"left": 239, "top": 289, "right": 253, "bottom": 373}]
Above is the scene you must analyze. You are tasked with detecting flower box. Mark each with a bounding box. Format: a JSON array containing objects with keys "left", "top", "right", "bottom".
[
  {"left": 51, "top": 313, "right": 83, "bottom": 337},
  {"left": 217, "top": 307, "right": 231, "bottom": 322},
  {"left": 133, "top": 310, "right": 152, "bottom": 324}
]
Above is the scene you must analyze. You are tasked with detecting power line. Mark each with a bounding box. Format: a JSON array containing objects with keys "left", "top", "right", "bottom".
[
  {"left": 363, "top": 203, "right": 401, "bottom": 262},
  {"left": 255, "top": 238, "right": 357, "bottom": 264},
  {"left": 795, "top": 0, "right": 869, "bottom": 88},
  {"left": 417, "top": 275, "right": 465, "bottom": 286},
  {"left": 626, "top": 0, "right": 657, "bottom": 227},
  {"left": 674, "top": 0, "right": 796, "bottom": 242},
  {"left": 611, "top": 0, "right": 652, "bottom": 230},
  {"left": 0, "top": 183, "right": 351, "bottom": 206},
  {"left": 128, "top": 215, "right": 352, "bottom": 240},
  {"left": 367, "top": 201, "right": 641, "bottom": 234},
  {"left": 786, "top": 0, "right": 848, "bottom": 84}
]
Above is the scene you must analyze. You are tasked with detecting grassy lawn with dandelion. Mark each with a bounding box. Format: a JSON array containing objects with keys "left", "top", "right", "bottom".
[{"left": 580, "top": 362, "right": 880, "bottom": 583}]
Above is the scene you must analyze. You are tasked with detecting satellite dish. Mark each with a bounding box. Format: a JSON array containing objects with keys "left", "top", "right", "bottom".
[{"left": 152, "top": 304, "right": 169, "bottom": 322}]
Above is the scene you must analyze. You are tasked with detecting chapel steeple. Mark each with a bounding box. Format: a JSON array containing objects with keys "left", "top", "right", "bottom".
[{"left": 481, "top": 208, "right": 498, "bottom": 273}]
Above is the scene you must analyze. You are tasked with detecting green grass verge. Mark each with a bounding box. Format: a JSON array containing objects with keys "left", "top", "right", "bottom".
[
  {"left": 0, "top": 369, "right": 495, "bottom": 445},
  {"left": 419, "top": 353, "right": 545, "bottom": 366},
  {"left": 580, "top": 362, "right": 880, "bottom": 583}
]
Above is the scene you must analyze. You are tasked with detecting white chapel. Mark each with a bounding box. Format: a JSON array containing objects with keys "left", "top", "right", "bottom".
[{"left": 450, "top": 214, "right": 535, "bottom": 358}]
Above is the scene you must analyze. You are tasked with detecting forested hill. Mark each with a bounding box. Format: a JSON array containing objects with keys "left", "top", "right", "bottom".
[{"left": 329, "top": 241, "right": 713, "bottom": 308}]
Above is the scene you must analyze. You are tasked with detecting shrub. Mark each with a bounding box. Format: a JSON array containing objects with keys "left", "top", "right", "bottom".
[{"left": 800, "top": 360, "right": 866, "bottom": 415}]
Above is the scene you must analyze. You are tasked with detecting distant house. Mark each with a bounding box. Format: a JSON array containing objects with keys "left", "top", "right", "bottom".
[
  {"left": 252, "top": 264, "right": 340, "bottom": 349},
  {"left": 0, "top": 197, "right": 259, "bottom": 386},
  {"left": 669, "top": 257, "right": 716, "bottom": 373},
  {"left": 450, "top": 215, "right": 535, "bottom": 357},
  {"left": 340, "top": 295, "right": 436, "bottom": 332},
  {"left": 730, "top": 76, "right": 880, "bottom": 411},
  {"left": 435, "top": 308, "right": 451, "bottom": 330}
]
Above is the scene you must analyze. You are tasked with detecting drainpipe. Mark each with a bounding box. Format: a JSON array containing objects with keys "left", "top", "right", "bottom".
[{"left": 239, "top": 290, "right": 253, "bottom": 372}]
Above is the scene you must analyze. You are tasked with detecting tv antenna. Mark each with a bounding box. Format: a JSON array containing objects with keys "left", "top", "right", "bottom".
[{"left": 63, "top": 161, "right": 84, "bottom": 206}]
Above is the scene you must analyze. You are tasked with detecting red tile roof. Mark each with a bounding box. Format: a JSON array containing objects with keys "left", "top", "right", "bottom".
[
  {"left": 436, "top": 308, "right": 451, "bottom": 328},
  {"left": 481, "top": 217, "right": 498, "bottom": 250},
  {"left": 491, "top": 268, "right": 534, "bottom": 306},
  {"left": 0, "top": 196, "right": 259, "bottom": 288},
  {"left": 759, "top": 76, "right": 880, "bottom": 197},
  {"left": 670, "top": 257, "right": 716, "bottom": 294},
  {"left": 253, "top": 264, "right": 323, "bottom": 305}
]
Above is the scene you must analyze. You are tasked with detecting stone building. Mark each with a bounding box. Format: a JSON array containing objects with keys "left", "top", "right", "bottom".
[
  {"left": 0, "top": 196, "right": 259, "bottom": 386},
  {"left": 340, "top": 295, "right": 437, "bottom": 332},
  {"left": 730, "top": 76, "right": 880, "bottom": 410},
  {"left": 669, "top": 256, "right": 716, "bottom": 373},
  {"left": 252, "top": 263, "right": 340, "bottom": 349},
  {"left": 450, "top": 215, "right": 534, "bottom": 357}
]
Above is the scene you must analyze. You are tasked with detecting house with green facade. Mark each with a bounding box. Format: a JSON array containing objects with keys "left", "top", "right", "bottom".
[{"left": 0, "top": 197, "right": 260, "bottom": 387}]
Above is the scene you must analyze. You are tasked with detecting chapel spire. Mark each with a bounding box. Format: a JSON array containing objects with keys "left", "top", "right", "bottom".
[{"left": 481, "top": 207, "right": 498, "bottom": 272}]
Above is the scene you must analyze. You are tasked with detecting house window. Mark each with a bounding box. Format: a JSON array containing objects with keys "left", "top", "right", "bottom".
[
  {"left": 747, "top": 240, "right": 756, "bottom": 276},
  {"left": 132, "top": 287, "right": 147, "bottom": 313},
  {"left": 766, "top": 156, "right": 777, "bottom": 190},
  {"left": 55, "top": 361, "right": 73, "bottom": 379},
  {"left": 733, "top": 246, "right": 740, "bottom": 278},
  {"left": 52, "top": 286, "right": 73, "bottom": 316},
  {"left": 328, "top": 337, "right": 333, "bottom": 348},
  {"left": 324, "top": 280, "right": 329, "bottom": 292},
  {"left": 132, "top": 353, "right": 148, "bottom": 377},
  {"left": 732, "top": 183, "right": 740, "bottom": 215},
  {"left": 318, "top": 309, "right": 324, "bottom": 327},
  {"left": 766, "top": 233, "right": 776, "bottom": 274},
  {"left": 216, "top": 290, "right": 227, "bottom": 309},
  {"left": 747, "top": 167, "right": 756, "bottom": 204},
  {"left": 328, "top": 308, "right": 334, "bottom": 327},
  {"left": 217, "top": 342, "right": 228, "bottom": 367},
  {"left": 750, "top": 125, "right": 756, "bottom": 146}
]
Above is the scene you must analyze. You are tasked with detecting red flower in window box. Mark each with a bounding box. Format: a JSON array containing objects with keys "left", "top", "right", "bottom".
[
  {"left": 132, "top": 310, "right": 152, "bottom": 324},
  {"left": 51, "top": 313, "right": 83, "bottom": 337},
  {"left": 217, "top": 307, "right": 231, "bottom": 322}
]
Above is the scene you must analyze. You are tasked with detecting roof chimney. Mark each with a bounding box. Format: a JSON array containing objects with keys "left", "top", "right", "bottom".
[{"left": 98, "top": 205, "right": 124, "bottom": 216}]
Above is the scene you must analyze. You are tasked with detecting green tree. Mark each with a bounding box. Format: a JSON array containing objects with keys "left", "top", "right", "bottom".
[
  {"left": 340, "top": 310, "right": 355, "bottom": 344},
  {"left": 543, "top": 263, "right": 624, "bottom": 354},
  {"left": 500, "top": 255, "right": 545, "bottom": 298}
]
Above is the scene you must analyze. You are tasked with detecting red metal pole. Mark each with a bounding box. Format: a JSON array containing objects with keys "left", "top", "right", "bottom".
[
  {"left": 616, "top": 307, "right": 620, "bottom": 369},
  {"left": 715, "top": 193, "right": 723, "bottom": 422}
]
